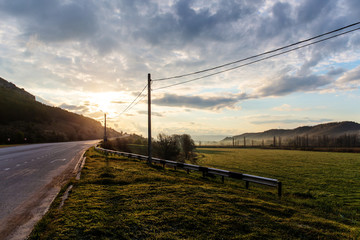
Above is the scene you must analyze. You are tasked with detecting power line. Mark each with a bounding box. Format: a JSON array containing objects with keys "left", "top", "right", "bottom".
[
  {"left": 120, "top": 83, "right": 148, "bottom": 115},
  {"left": 153, "top": 26, "right": 360, "bottom": 91},
  {"left": 152, "top": 21, "right": 360, "bottom": 82},
  {"left": 125, "top": 92, "right": 148, "bottom": 114}
]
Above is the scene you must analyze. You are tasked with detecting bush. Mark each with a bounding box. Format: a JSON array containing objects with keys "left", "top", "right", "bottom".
[
  {"left": 101, "top": 138, "right": 131, "bottom": 153},
  {"left": 153, "top": 133, "right": 197, "bottom": 162},
  {"left": 153, "top": 134, "right": 181, "bottom": 160}
]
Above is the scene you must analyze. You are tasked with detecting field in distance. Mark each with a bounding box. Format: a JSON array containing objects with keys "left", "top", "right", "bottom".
[{"left": 29, "top": 147, "right": 359, "bottom": 239}]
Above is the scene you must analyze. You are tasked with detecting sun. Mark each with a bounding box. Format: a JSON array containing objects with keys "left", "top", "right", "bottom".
[{"left": 89, "top": 92, "right": 121, "bottom": 116}]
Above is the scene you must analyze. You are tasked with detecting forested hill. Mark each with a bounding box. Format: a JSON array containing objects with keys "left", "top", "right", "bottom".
[
  {"left": 223, "top": 121, "right": 360, "bottom": 142},
  {"left": 0, "top": 77, "right": 119, "bottom": 144}
]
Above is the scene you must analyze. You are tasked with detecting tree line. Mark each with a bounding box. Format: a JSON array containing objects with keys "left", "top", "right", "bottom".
[{"left": 225, "top": 134, "right": 360, "bottom": 150}]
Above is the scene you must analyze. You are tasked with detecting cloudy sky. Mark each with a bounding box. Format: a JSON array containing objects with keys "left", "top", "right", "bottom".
[{"left": 1, "top": 0, "right": 360, "bottom": 140}]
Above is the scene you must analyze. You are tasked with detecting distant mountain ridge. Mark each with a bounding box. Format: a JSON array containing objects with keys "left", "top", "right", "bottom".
[
  {"left": 223, "top": 121, "right": 360, "bottom": 142},
  {"left": 0, "top": 77, "right": 119, "bottom": 144}
]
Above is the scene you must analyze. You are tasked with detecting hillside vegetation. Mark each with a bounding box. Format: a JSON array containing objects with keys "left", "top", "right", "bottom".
[
  {"left": 0, "top": 77, "right": 118, "bottom": 144},
  {"left": 222, "top": 121, "right": 360, "bottom": 148},
  {"left": 29, "top": 148, "right": 358, "bottom": 239}
]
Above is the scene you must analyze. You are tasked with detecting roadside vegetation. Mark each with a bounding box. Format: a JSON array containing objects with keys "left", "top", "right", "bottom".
[
  {"left": 102, "top": 133, "right": 197, "bottom": 163},
  {"left": 29, "top": 147, "right": 359, "bottom": 239}
]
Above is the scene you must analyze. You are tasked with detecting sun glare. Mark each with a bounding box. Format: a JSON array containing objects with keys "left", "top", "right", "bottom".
[{"left": 88, "top": 92, "right": 123, "bottom": 116}]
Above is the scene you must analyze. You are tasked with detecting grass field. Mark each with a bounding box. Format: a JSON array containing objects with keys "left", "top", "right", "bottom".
[
  {"left": 197, "top": 148, "right": 360, "bottom": 226},
  {"left": 29, "top": 147, "right": 359, "bottom": 239}
]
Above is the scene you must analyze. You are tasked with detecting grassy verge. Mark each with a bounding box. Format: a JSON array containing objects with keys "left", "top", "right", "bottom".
[
  {"left": 29, "top": 147, "right": 358, "bottom": 239},
  {"left": 0, "top": 144, "right": 26, "bottom": 148}
]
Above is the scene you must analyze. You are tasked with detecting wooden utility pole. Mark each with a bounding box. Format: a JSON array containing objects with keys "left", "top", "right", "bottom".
[
  {"left": 104, "top": 113, "right": 107, "bottom": 142},
  {"left": 147, "top": 73, "right": 152, "bottom": 163},
  {"left": 273, "top": 136, "right": 276, "bottom": 147}
]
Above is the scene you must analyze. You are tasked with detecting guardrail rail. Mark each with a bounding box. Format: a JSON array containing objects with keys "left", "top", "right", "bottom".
[{"left": 95, "top": 146, "right": 282, "bottom": 197}]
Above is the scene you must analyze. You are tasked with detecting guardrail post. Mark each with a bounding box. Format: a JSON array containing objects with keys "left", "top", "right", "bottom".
[
  {"left": 245, "top": 181, "right": 249, "bottom": 189},
  {"left": 278, "top": 182, "right": 282, "bottom": 198}
]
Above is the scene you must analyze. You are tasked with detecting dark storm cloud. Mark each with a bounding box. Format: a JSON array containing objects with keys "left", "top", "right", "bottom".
[
  {"left": 174, "top": 0, "right": 247, "bottom": 40},
  {"left": 258, "top": 74, "right": 331, "bottom": 97},
  {"left": 327, "top": 67, "right": 346, "bottom": 76},
  {"left": 0, "top": 0, "right": 98, "bottom": 42},
  {"left": 297, "top": 0, "right": 333, "bottom": 24},
  {"left": 256, "top": 2, "right": 294, "bottom": 40},
  {"left": 337, "top": 66, "right": 360, "bottom": 84},
  {"left": 153, "top": 93, "right": 248, "bottom": 110},
  {"left": 133, "top": 0, "right": 262, "bottom": 46}
]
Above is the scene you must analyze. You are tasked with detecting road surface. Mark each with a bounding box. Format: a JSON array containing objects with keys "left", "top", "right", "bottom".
[{"left": 0, "top": 140, "right": 98, "bottom": 240}]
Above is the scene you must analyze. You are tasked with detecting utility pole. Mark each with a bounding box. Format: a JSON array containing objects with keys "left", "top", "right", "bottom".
[
  {"left": 104, "top": 113, "right": 107, "bottom": 142},
  {"left": 148, "top": 73, "right": 152, "bottom": 163}
]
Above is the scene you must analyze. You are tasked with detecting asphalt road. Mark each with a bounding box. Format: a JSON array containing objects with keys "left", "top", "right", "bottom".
[{"left": 0, "top": 140, "right": 98, "bottom": 239}]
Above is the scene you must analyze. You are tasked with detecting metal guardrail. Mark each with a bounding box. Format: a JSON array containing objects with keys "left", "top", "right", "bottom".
[{"left": 95, "top": 146, "right": 282, "bottom": 197}]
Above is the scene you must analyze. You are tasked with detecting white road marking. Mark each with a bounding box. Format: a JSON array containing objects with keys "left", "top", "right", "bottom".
[
  {"left": 4, "top": 168, "right": 10, "bottom": 171},
  {"left": 16, "top": 164, "right": 20, "bottom": 167},
  {"left": 50, "top": 159, "right": 66, "bottom": 163}
]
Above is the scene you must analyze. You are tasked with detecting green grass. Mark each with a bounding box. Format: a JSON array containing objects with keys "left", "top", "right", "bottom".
[
  {"left": 0, "top": 144, "right": 26, "bottom": 148},
  {"left": 29, "top": 147, "right": 359, "bottom": 239}
]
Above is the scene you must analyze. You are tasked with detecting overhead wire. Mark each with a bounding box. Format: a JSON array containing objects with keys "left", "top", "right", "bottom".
[
  {"left": 119, "top": 21, "right": 360, "bottom": 115},
  {"left": 120, "top": 83, "right": 148, "bottom": 115},
  {"left": 152, "top": 21, "right": 360, "bottom": 82},
  {"left": 125, "top": 92, "right": 148, "bottom": 114},
  {"left": 152, "top": 26, "right": 360, "bottom": 91}
]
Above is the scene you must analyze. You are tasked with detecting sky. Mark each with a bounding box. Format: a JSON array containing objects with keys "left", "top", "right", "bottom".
[{"left": 0, "top": 0, "right": 360, "bottom": 141}]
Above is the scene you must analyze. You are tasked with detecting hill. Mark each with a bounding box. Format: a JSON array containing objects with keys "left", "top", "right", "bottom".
[
  {"left": 222, "top": 121, "right": 360, "bottom": 147},
  {"left": 0, "top": 77, "right": 119, "bottom": 144}
]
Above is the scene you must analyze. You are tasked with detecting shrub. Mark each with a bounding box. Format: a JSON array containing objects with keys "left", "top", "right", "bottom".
[{"left": 153, "top": 134, "right": 181, "bottom": 160}]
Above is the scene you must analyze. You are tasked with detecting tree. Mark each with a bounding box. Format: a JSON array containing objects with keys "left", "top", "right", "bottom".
[
  {"left": 179, "top": 134, "right": 195, "bottom": 160},
  {"left": 154, "top": 134, "right": 180, "bottom": 160}
]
